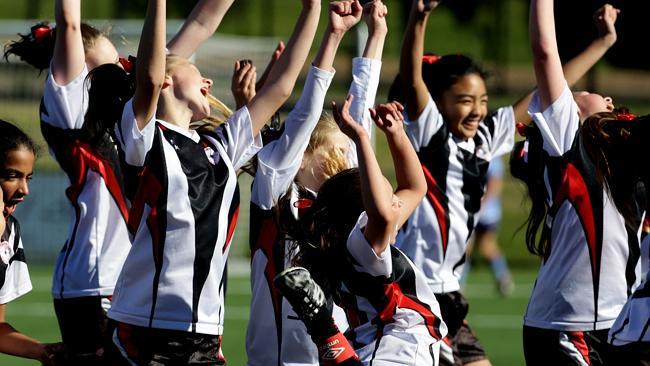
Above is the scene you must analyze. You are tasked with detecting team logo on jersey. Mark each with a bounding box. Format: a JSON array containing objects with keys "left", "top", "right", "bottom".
[
  {"left": 0, "top": 241, "right": 13, "bottom": 265},
  {"left": 321, "top": 347, "right": 345, "bottom": 360}
]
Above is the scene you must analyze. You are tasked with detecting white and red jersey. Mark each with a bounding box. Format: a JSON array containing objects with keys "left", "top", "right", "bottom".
[
  {"left": 108, "top": 101, "right": 261, "bottom": 335},
  {"left": 395, "top": 96, "right": 515, "bottom": 293},
  {"left": 525, "top": 84, "right": 643, "bottom": 331},
  {"left": 609, "top": 234, "right": 650, "bottom": 345},
  {"left": 0, "top": 216, "right": 32, "bottom": 305},
  {"left": 339, "top": 212, "right": 447, "bottom": 365},
  {"left": 41, "top": 68, "right": 132, "bottom": 299},
  {"left": 247, "top": 58, "right": 380, "bottom": 366}
]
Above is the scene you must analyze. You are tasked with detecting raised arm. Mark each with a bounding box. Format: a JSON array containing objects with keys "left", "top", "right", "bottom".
[
  {"left": 133, "top": 0, "right": 166, "bottom": 130},
  {"left": 51, "top": 0, "right": 85, "bottom": 85},
  {"left": 333, "top": 96, "right": 396, "bottom": 254},
  {"left": 513, "top": 4, "right": 619, "bottom": 124},
  {"left": 166, "top": 0, "right": 235, "bottom": 58},
  {"left": 371, "top": 102, "right": 426, "bottom": 231},
  {"left": 247, "top": 0, "right": 321, "bottom": 136},
  {"left": 400, "top": 0, "right": 441, "bottom": 120},
  {"left": 530, "top": 0, "right": 566, "bottom": 111},
  {"left": 259, "top": 0, "right": 358, "bottom": 171}
]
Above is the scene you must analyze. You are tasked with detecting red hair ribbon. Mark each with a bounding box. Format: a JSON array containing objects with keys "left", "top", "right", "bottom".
[
  {"left": 422, "top": 54, "right": 441, "bottom": 64},
  {"left": 516, "top": 122, "right": 527, "bottom": 137},
  {"left": 616, "top": 113, "right": 637, "bottom": 121},
  {"left": 294, "top": 198, "right": 313, "bottom": 217},
  {"left": 32, "top": 25, "right": 53, "bottom": 42},
  {"left": 118, "top": 57, "right": 134, "bottom": 74}
]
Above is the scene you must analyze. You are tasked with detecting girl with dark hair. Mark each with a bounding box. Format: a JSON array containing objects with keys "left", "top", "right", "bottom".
[
  {"left": 0, "top": 120, "right": 64, "bottom": 365},
  {"left": 277, "top": 98, "right": 447, "bottom": 365},
  {"left": 521, "top": 1, "right": 644, "bottom": 365},
  {"left": 578, "top": 114, "right": 650, "bottom": 364},
  {"left": 395, "top": 1, "right": 623, "bottom": 364},
  {"left": 107, "top": 0, "right": 321, "bottom": 363},
  {"left": 5, "top": 0, "right": 240, "bottom": 363},
  {"left": 246, "top": 1, "right": 390, "bottom": 364}
]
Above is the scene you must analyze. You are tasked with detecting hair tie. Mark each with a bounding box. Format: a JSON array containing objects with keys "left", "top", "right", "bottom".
[
  {"left": 294, "top": 198, "right": 314, "bottom": 218},
  {"left": 118, "top": 56, "right": 136, "bottom": 74},
  {"left": 516, "top": 122, "right": 527, "bottom": 137},
  {"left": 422, "top": 54, "right": 441, "bottom": 64},
  {"left": 616, "top": 113, "right": 637, "bottom": 121},
  {"left": 31, "top": 24, "right": 53, "bottom": 43}
]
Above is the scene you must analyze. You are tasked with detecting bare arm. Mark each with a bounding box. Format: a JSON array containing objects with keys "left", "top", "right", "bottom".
[
  {"left": 400, "top": 0, "right": 440, "bottom": 120},
  {"left": 51, "top": 0, "right": 85, "bottom": 85},
  {"left": 514, "top": 4, "right": 619, "bottom": 124},
  {"left": 530, "top": 0, "right": 565, "bottom": 111},
  {"left": 0, "top": 304, "right": 56, "bottom": 364},
  {"left": 362, "top": 0, "right": 388, "bottom": 61},
  {"left": 256, "top": 42, "right": 285, "bottom": 91},
  {"left": 167, "top": 0, "right": 235, "bottom": 58},
  {"left": 371, "top": 102, "right": 426, "bottom": 231},
  {"left": 333, "top": 96, "right": 396, "bottom": 254},
  {"left": 133, "top": 0, "right": 166, "bottom": 130},
  {"left": 247, "top": 0, "right": 321, "bottom": 136}
]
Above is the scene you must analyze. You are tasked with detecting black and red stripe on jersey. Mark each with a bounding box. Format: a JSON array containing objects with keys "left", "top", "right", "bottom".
[
  {"left": 338, "top": 245, "right": 445, "bottom": 348},
  {"left": 525, "top": 132, "right": 643, "bottom": 331}
]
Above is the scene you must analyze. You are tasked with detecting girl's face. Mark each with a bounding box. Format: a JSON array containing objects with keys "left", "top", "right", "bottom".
[
  {"left": 0, "top": 147, "right": 35, "bottom": 215},
  {"left": 298, "top": 131, "right": 350, "bottom": 192},
  {"left": 574, "top": 91, "right": 614, "bottom": 121},
  {"left": 168, "top": 61, "right": 214, "bottom": 122},
  {"left": 438, "top": 73, "right": 488, "bottom": 141},
  {"left": 85, "top": 36, "right": 120, "bottom": 71}
]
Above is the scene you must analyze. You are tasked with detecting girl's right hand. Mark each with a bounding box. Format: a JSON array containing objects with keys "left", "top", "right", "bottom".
[
  {"left": 329, "top": 0, "right": 363, "bottom": 35},
  {"left": 363, "top": 0, "right": 388, "bottom": 36},
  {"left": 332, "top": 95, "right": 367, "bottom": 141}
]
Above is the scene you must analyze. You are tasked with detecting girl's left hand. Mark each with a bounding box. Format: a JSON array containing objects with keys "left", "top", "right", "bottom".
[
  {"left": 332, "top": 95, "right": 367, "bottom": 141},
  {"left": 370, "top": 101, "right": 405, "bottom": 137},
  {"left": 231, "top": 60, "right": 257, "bottom": 108},
  {"left": 594, "top": 4, "right": 620, "bottom": 46},
  {"left": 363, "top": 0, "right": 388, "bottom": 36}
]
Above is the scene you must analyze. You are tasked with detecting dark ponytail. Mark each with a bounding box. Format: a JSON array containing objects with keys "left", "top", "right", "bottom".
[
  {"left": 510, "top": 124, "right": 550, "bottom": 257},
  {"left": 4, "top": 22, "right": 103, "bottom": 71}
]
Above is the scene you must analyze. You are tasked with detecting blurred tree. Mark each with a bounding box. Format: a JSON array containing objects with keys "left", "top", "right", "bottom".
[
  {"left": 114, "top": 0, "right": 195, "bottom": 18},
  {"left": 26, "top": 0, "right": 42, "bottom": 19}
]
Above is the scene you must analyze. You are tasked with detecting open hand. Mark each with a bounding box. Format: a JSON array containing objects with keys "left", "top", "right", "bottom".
[
  {"left": 332, "top": 95, "right": 367, "bottom": 141},
  {"left": 40, "top": 342, "right": 65, "bottom": 366},
  {"left": 369, "top": 101, "right": 405, "bottom": 137},
  {"left": 231, "top": 60, "right": 257, "bottom": 109},
  {"left": 329, "top": 0, "right": 363, "bottom": 35}
]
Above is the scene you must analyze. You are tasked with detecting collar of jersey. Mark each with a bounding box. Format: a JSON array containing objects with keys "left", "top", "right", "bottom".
[{"left": 156, "top": 119, "right": 200, "bottom": 143}]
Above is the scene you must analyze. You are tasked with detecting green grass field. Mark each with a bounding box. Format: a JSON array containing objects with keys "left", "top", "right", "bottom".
[{"left": 0, "top": 264, "right": 536, "bottom": 366}]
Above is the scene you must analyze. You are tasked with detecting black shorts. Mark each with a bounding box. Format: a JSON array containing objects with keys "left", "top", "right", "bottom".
[
  {"left": 114, "top": 322, "right": 226, "bottom": 365},
  {"left": 523, "top": 325, "right": 644, "bottom": 366},
  {"left": 435, "top": 291, "right": 488, "bottom": 366},
  {"left": 53, "top": 296, "right": 122, "bottom": 365}
]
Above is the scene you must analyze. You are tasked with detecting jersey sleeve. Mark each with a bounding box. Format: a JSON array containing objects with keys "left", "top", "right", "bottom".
[
  {"left": 347, "top": 57, "right": 382, "bottom": 168},
  {"left": 480, "top": 106, "right": 516, "bottom": 159},
  {"left": 0, "top": 220, "right": 32, "bottom": 305},
  {"left": 115, "top": 99, "right": 157, "bottom": 167},
  {"left": 40, "top": 66, "right": 89, "bottom": 130},
  {"left": 404, "top": 96, "right": 445, "bottom": 152},
  {"left": 216, "top": 106, "right": 263, "bottom": 171},
  {"left": 345, "top": 212, "right": 392, "bottom": 278},
  {"left": 528, "top": 83, "right": 580, "bottom": 156},
  {"left": 252, "top": 66, "right": 335, "bottom": 209}
]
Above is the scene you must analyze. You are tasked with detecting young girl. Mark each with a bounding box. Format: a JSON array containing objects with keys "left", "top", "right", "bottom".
[
  {"left": 108, "top": 0, "right": 321, "bottom": 363},
  {"left": 277, "top": 97, "right": 447, "bottom": 366},
  {"left": 522, "top": 1, "right": 643, "bottom": 364},
  {"left": 246, "top": 1, "right": 387, "bottom": 365},
  {"left": 394, "top": 1, "right": 622, "bottom": 364},
  {"left": 578, "top": 113, "right": 650, "bottom": 364},
  {"left": 0, "top": 120, "right": 63, "bottom": 365},
  {"left": 5, "top": 0, "right": 238, "bottom": 363}
]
